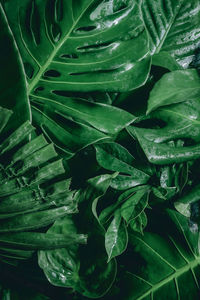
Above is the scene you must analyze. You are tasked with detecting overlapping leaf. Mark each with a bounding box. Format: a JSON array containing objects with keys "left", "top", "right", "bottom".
[
  {"left": 95, "top": 142, "right": 150, "bottom": 190},
  {"left": 142, "top": 0, "right": 200, "bottom": 68},
  {"left": 0, "top": 110, "right": 86, "bottom": 264},
  {"left": 2, "top": 0, "right": 150, "bottom": 92},
  {"left": 128, "top": 71, "right": 200, "bottom": 165},
  {"left": 103, "top": 210, "right": 200, "bottom": 300},
  {"left": 0, "top": 3, "right": 30, "bottom": 131},
  {"left": 39, "top": 174, "right": 117, "bottom": 298}
]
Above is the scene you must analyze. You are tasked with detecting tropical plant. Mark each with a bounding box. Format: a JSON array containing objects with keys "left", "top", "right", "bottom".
[{"left": 0, "top": 0, "right": 200, "bottom": 299}]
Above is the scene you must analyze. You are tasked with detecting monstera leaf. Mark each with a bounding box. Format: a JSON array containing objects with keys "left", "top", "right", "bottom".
[
  {"left": 0, "top": 3, "right": 30, "bottom": 131},
  {"left": 0, "top": 0, "right": 142, "bottom": 154},
  {"left": 142, "top": 0, "right": 200, "bottom": 68},
  {"left": 127, "top": 70, "right": 200, "bottom": 165},
  {"left": 2, "top": 0, "right": 150, "bottom": 92}
]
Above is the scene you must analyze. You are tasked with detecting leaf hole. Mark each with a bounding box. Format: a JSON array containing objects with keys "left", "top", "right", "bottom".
[
  {"left": 60, "top": 53, "right": 78, "bottom": 59},
  {"left": 44, "top": 70, "right": 61, "bottom": 78},
  {"left": 134, "top": 119, "right": 166, "bottom": 129},
  {"left": 24, "top": 62, "right": 35, "bottom": 79},
  {"left": 114, "top": 3, "right": 127, "bottom": 12},
  {"left": 77, "top": 42, "right": 111, "bottom": 52},
  {"left": 75, "top": 26, "right": 97, "bottom": 33},
  {"left": 51, "top": 23, "right": 61, "bottom": 42},
  {"left": 30, "top": 0, "right": 41, "bottom": 45},
  {"left": 34, "top": 86, "right": 44, "bottom": 93}
]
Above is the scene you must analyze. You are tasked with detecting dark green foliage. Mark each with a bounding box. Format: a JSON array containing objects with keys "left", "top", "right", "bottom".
[{"left": 0, "top": 0, "right": 200, "bottom": 299}]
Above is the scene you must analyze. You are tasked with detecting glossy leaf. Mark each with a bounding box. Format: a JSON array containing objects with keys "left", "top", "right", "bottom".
[
  {"left": 0, "top": 232, "right": 86, "bottom": 250},
  {"left": 128, "top": 96, "right": 200, "bottom": 165},
  {"left": 120, "top": 187, "right": 149, "bottom": 223},
  {"left": 129, "top": 211, "right": 148, "bottom": 235},
  {"left": 3, "top": 0, "right": 150, "bottom": 93},
  {"left": 95, "top": 142, "right": 150, "bottom": 190},
  {"left": 32, "top": 105, "right": 109, "bottom": 155},
  {"left": 142, "top": 0, "right": 200, "bottom": 68},
  {"left": 105, "top": 210, "right": 128, "bottom": 262},
  {"left": 147, "top": 69, "right": 200, "bottom": 114},
  {"left": 39, "top": 175, "right": 117, "bottom": 298},
  {"left": 174, "top": 184, "right": 200, "bottom": 218},
  {"left": 31, "top": 94, "right": 136, "bottom": 135},
  {"left": 106, "top": 210, "right": 200, "bottom": 300},
  {"left": 0, "top": 4, "right": 30, "bottom": 130}
]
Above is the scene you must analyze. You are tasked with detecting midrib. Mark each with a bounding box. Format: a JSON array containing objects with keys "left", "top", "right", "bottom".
[
  {"left": 154, "top": 0, "right": 184, "bottom": 54},
  {"left": 27, "top": 0, "right": 94, "bottom": 95},
  {"left": 136, "top": 257, "right": 200, "bottom": 300}
]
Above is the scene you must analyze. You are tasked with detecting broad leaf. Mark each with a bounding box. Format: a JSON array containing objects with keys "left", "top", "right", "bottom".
[
  {"left": 32, "top": 105, "right": 109, "bottom": 155},
  {"left": 39, "top": 175, "right": 117, "bottom": 298},
  {"left": 2, "top": 0, "right": 150, "bottom": 92},
  {"left": 174, "top": 184, "right": 200, "bottom": 218},
  {"left": 142, "top": 0, "right": 200, "bottom": 68},
  {"left": 152, "top": 51, "right": 182, "bottom": 71},
  {"left": 31, "top": 94, "right": 136, "bottom": 135},
  {"left": 105, "top": 210, "right": 200, "bottom": 300},
  {"left": 0, "top": 4, "right": 30, "bottom": 131},
  {"left": 147, "top": 69, "right": 200, "bottom": 114},
  {"left": 128, "top": 97, "right": 200, "bottom": 165}
]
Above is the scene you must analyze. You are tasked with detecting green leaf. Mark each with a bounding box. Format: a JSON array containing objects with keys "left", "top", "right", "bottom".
[
  {"left": 128, "top": 96, "right": 200, "bottom": 165},
  {"left": 0, "top": 232, "right": 86, "bottom": 250},
  {"left": 120, "top": 187, "right": 149, "bottom": 223},
  {"left": 32, "top": 105, "right": 109, "bottom": 155},
  {"left": 174, "top": 184, "right": 200, "bottom": 218},
  {"left": 39, "top": 175, "right": 117, "bottom": 298},
  {"left": 0, "top": 107, "right": 12, "bottom": 134},
  {"left": 152, "top": 52, "right": 182, "bottom": 71},
  {"left": 3, "top": 0, "right": 150, "bottom": 93},
  {"left": 0, "top": 4, "right": 30, "bottom": 130},
  {"left": 0, "top": 206, "right": 77, "bottom": 233},
  {"left": 147, "top": 69, "right": 200, "bottom": 114},
  {"left": 142, "top": 0, "right": 200, "bottom": 68},
  {"left": 108, "top": 210, "right": 200, "bottom": 300},
  {"left": 129, "top": 211, "right": 148, "bottom": 235},
  {"left": 32, "top": 94, "right": 136, "bottom": 135},
  {"left": 105, "top": 210, "right": 128, "bottom": 262},
  {"left": 95, "top": 142, "right": 150, "bottom": 189}
]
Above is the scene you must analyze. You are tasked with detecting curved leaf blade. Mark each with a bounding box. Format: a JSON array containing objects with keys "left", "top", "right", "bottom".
[{"left": 142, "top": 0, "right": 200, "bottom": 68}]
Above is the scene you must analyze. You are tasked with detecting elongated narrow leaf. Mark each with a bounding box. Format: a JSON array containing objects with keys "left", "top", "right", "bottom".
[
  {"left": 142, "top": 0, "right": 200, "bottom": 68},
  {"left": 0, "top": 232, "right": 86, "bottom": 250},
  {"left": 105, "top": 210, "right": 128, "bottom": 262},
  {"left": 120, "top": 187, "right": 149, "bottom": 223},
  {"left": 0, "top": 206, "right": 76, "bottom": 233}
]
